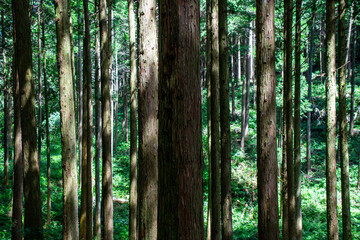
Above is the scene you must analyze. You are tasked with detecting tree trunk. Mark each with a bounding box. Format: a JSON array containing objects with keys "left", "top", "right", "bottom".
[
  {"left": 219, "top": 0, "right": 233, "bottom": 237},
  {"left": 294, "top": 1, "right": 303, "bottom": 239},
  {"left": 122, "top": 74, "right": 128, "bottom": 143},
  {"left": 113, "top": 51, "right": 119, "bottom": 155},
  {"left": 231, "top": 51, "right": 235, "bottom": 120},
  {"left": 158, "top": 0, "right": 204, "bottom": 237},
  {"left": 128, "top": 0, "right": 137, "bottom": 238},
  {"left": 100, "top": 0, "right": 113, "bottom": 238},
  {"left": 41, "top": 0, "right": 51, "bottom": 228},
  {"left": 307, "top": 2, "right": 315, "bottom": 177},
  {"left": 325, "top": 0, "right": 339, "bottom": 238},
  {"left": 338, "top": 1, "right": 351, "bottom": 239},
  {"left": 11, "top": 2, "right": 24, "bottom": 237},
  {"left": 94, "top": 0, "right": 101, "bottom": 238},
  {"left": 37, "top": 0, "right": 42, "bottom": 166},
  {"left": 256, "top": 0, "right": 279, "bottom": 238},
  {"left": 137, "top": 0, "right": 158, "bottom": 237},
  {"left": 348, "top": 4, "right": 355, "bottom": 136},
  {"left": 12, "top": 0, "right": 44, "bottom": 238},
  {"left": 210, "top": 0, "right": 220, "bottom": 237},
  {"left": 284, "top": 0, "right": 295, "bottom": 239},
  {"left": 55, "top": 0, "right": 79, "bottom": 239},
  {"left": 240, "top": 34, "right": 246, "bottom": 151},
  {"left": 77, "top": 11, "right": 83, "bottom": 187}
]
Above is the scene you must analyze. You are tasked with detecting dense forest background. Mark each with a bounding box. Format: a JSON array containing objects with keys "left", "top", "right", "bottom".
[{"left": 0, "top": 0, "right": 360, "bottom": 239}]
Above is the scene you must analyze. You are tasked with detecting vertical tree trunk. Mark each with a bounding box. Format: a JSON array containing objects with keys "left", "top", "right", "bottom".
[
  {"left": 210, "top": 0, "right": 220, "bottom": 236},
  {"left": 113, "top": 51, "right": 119, "bottom": 155},
  {"left": 240, "top": 34, "right": 247, "bottom": 151},
  {"left": 128, "top": 0, "right": 137, "bottom": 237},
  {"left": 231, "top": 51, "right": 235, "bottom": 120},
  {"left": 158, "top": 0, "right": 204, "bottom": 237},
  {"left": 78, "top": 11, "right": 83, "bottom": 186},
  {"left": 294, "top": 1, "right": 303, "bottom": 239},
  {"left": 37, "top": 0, "right": 42, "bottom": 166},
  {"left": 256, "top": 0, "right": 279, "bottom": 238},
  {"left": 11, "top": 2, "right": 24, "bottom": 237},
  {"left": 348, "top": 5, "right": 355, "bottom": 136},
  {"left": 122, "top": 74, "right": 128, "bottom": 143},
  {"left": 307, "top": 2, "right": 315, "bottom": 177},
  {"left": 100, "top": 0, "right": 113, "bottom": 238},
  {"left": 325, "top": 0, "right": 339, "bottom": 239},
  {"left": 94, "top": 0, "right": 101, "bottom": 238},
  {"left": 338, "top": 1, "right": 351, "bottom": 239},
  {"left": 55, "top": 0, "right": 79, "bottom": 239},
  {"left": 246, "top": 22, "right": 253, "bottom": 135},
  {"left": 219, "top": 0, "right": 233, "bottom": 237},
  {"left": 13, "top": 0, "right": 43, "bottom": 238},
  {"left": 137, "top": 0, "right": 158, "bottom": 237},
  {"left": 41, "top": 0, "right": 51, "bottom": 228}
]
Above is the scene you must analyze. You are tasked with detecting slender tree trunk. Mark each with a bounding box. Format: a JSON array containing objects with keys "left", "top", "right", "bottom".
[
  {"left": 94, "top": 0, "right": 101, "bottom": 238},
  {"left": 240, "top": 34, "right": 246, "bottom": 151},
  {"left": 78, "top": 11, "right": 83, "bottom": 186},
  {"left": 338, "top": 1, "right": 351, "bottom": 239},
  {"left": 122, "top": 75, "right": 128, "bottom": 143},
  {"left": 294, "top": 1, "right": 303, "bottom": 239},
  {"left": 348, "top": 4, "right": 355, "bottom": 136},
  {"left": 113, "top": 51, "right": 119, "bottom": 155},
  {"left": 11, "top": 3, "right": 23, "bottom": 238},
  {"left": 219, "top": 0, "right": 233, "bottom": 237},
  {"left": 325, "top": 0, "right": 339, "bottom": 239},
  {"left": 307, "top": 2, "right": 315, "bottom": 177},
  {"left": 231, "top": 52, "right": 235, "bottom": 120},
  {"left": 128, "top": 0, "right": 137, "bottom": 237},
  {"left": 245, "top": 22, "right": 253, "bottom": 136},
  {"left": 100, "top": 0, "right": 113, "bottom": 238},
  {"left": 158, "top": 0, "right": 204, "bottom": 237},
  {"left": 137, "top": 0, "right": 158, "bottom": 237},
  {"left": 256, "top": 0, "right": 279, "bottom": 238},
  {"left": 13, "top": 0, "right": 44, "bottom": 238},
  {"left": 210, "top": 0, "right": 220, "bottom": 236},
  {"left": 41, "top": 0, "right": 51, "bottom": 228},
  {"left": 55, "top": 0, "right": 79, "bottom": 239},
  {"left": 37, "top": 0, "right": 42, "bottom": 166}
]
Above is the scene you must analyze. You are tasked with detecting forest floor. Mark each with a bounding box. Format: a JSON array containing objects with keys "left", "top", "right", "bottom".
[{"left": 1, "top": 115, "right": 360, "bottom": 239}]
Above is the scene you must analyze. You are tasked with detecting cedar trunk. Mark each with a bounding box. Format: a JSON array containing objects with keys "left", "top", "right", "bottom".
[
  {"left": 55, "top": 0, "right": 79, "bottom": 239},
  {"left": 255, "top": 0, "right": 279, "bottom": 238},
  {"left": 158, "top": 0, "right": 204, "bottom": 237},
  {"left": 325, "top": 0, "right": 339, "bottom": 239}
]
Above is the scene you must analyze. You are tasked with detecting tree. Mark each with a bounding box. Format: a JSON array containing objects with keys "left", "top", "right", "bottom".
[
  {"left": 283, "top": 0, "right": 295, "bottom": 238},
  {"left": 55, "top": 0, "right": 79, "bottom": 239},
  {"left": 256, "top": 0, "right": 279, "bottom": 238},
  {"left": 100, "top": 0, "right": 114, "bottom": 238},
  {"left": 12, "top": 0, "right": 44, "bottom": 238},
  {"left": 128, "top": 0, "right": 137, "bottom": 237},
  {"left": 37, "top": 0, "right": 42, "bottom": 167},
  {"left": 11, "top": 1, "right": 24, "bottom": 238},
  {"left": 325, "top": 0, "right": 339, "bottom": 239},
  {"left": 158, "top": 0, "right": 204, "bottom": 237},
  {"left": 137, "top": 0, "right": 158, "bottom": 237},
  {"left": 294, "top": 0, "right": 303, "bottom": 239},
  {"left": 338, "top": 0, "right": 351, "bottom": 239},
  {"left": 219, "top": 0, "right": 233, "bottom": 238}
]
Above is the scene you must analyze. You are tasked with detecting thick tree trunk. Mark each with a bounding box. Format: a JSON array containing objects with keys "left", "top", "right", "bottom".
[
  {"left": 294, "top": 0, "right": 303, "bottom": 239},
  {"left": 55, "top": 0, "right": 79, "bottom": 239},
  {"left": 338, "top": 1, "right": 351, "bottom": 239},
  {"left": 210, "top": 0, "right": 220, "bottom": 237},
  {"left": 11, "top": 3, "right": 24, "bottom": 238},
  {"left": 94, "top": 0, "right": 101, "bottom": 238},
  {"left": 325, "top": 0, "right": 339, "bottom": 239},
  {"left": 256, "top": 0, "right": 279, "bottom": 238},
  {"left": 12, "top": 0, "right": 44, "bottom": 238},
  {"left": 284, "top": 0, "right": 295, "bottom": 239},
  {"left": 128, "top": 0, "right": 137, "bottom": 238},
  {"left": 219, "top": 0, "right": 233, "bottom": 238},
  {"left": 100, "top": 0, "right": 113, "bottom": 238},
  {"left": 307, "top": 2, "right": 315, "bottom": 177},
  {"left": 158, "top": 0, "right": 204, "bottom": 237},
  {"left": 137, "top": 0, "right": 158, "bottom": 237}
]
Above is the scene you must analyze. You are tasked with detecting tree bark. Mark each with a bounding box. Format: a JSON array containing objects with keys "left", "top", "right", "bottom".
[
  {"left": 94, "top": 0, "right": 101, "bottom": 238},
  {"left": 219, "top": 0, "right": 233, "bottom": 238},
  {"left": 348, "top": 5, "right": 355, "bottom": 136},
  {"left": 137, "top": 0, "right": 158, "bottom": 237},
  {"left": 100, "top": 0, "right": 113, "bottom": 238},
  {"left": 37, "top": 0, "right": 42, "bottom": 166},
  {"left": 113, "top": 51, "right": 119, "bottom": 155},
  {"left": 12, "top": 0, "right": 44, "bottom": 238},
  {"left": 55, "top": 0, "right": 79, "bottom": 239},
  {"left": 256, "top": 0, "right": 279, "bottom": 238},
  {"left": 122, "top": 74, "right": 128, "bottom": 143},
  {"left": 338, "top": 1, "right": 351, "bottom": 239},
  {"left": 294, "top": 0, "right": 303, "bottom": 239},
  {"left": 158, "top": 0, "right": 204, "bottom": 237},
  {"left": 128, "top": 0, "right": 137, "bottom": 238},
  {"left": 325, "top": 0, "right": 339, "bottom": 239},
  {"left": 11, "top": 2, "right": 24, "bottom": 237},
  {"left": 77, "top": 11, "right": 83, "bottom": 187}
]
